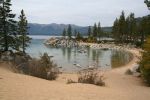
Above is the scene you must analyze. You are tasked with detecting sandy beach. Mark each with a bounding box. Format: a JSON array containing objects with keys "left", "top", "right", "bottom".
[{"left": 0, "top": 48, "right": 150, "bottom": 100}]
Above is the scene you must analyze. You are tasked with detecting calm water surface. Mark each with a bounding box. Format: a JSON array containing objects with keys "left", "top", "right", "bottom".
[{"left": 27, "top": 37, "right": 132, "bottom": 72}]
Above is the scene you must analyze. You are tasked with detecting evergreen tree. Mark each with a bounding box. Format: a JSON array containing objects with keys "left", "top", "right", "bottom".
[
  {"left": 87, "top": 26, "right": 92, "bottom": 38},
  {"left": 93, "top": 23, "right": 97, "bottom": 38},
  {"left": 62, "top": 28, "right": 66, "bottom": 38},
  {"left": 112, "top": 12, "right": 137, "bottom": 43},
  {"left": 127, "top": 13, "right": 137, "bottom": 43},
  {"left": 97, "top": 22, "right": 102, "bottom": 41},
  {"left": 74, "top": 29, "right": 77, "bottom": 39},
  {"left": 0, "top": 0, "right": 17, "bottom": 51},
  {"left": 125, "top": 16, "right": 130, "bottom": 42},
  {"left": 112, "top": 18, "right": 119, "bottom": 42},
  {"left": 138, "top": 16, "right": 150, "bottom": 46},
  {"left": 138, "top": 18, "right": 146, "bottom": 46},
  {"left": 118, "top": 11, "right": 126, "bottom": 43},
  {"left": 130, "top": 13, "right": 136, "bottom": 42},
  {"left": 18, "top": 9, "right": 31, "bottom": 53},
  {"left": 0, "top": 2, "right": 3, "bottom": 50},
  {"left": 76, "top": 32, "right": 82, "bottom": 40},
  {"left": 67, "top": 24, "right": 72, "bottom": 39},
  {"left": 145, "top": 0, "right": 150, "bottom": 9}
]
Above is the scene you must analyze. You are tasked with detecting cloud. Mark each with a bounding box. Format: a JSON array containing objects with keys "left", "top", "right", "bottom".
[{"left": 12, "top": 0, "right": 149, "bottom": 26}]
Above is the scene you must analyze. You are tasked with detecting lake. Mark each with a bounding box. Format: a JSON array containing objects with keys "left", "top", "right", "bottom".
[{"left": 26, "top": 36, "right": 132, "bottom": 72}]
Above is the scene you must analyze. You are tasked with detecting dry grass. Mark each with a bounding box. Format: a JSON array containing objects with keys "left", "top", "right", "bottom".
[
  {"left": 11, "top": 53, "right": 59, "bottom": 80},
  {"left": 67, "top": 79, "right": 77, "bottom": 84},
  {"left": 28, "top": 53, "right": 59, "bottom": 80},
  {"left": 77, "top": 69, "right": 105, "bottom": 86}
]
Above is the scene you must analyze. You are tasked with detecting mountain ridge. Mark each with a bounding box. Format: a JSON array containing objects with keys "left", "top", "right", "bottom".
[{"left": 28, "top": 23, "right": 112, "bottom": 36}]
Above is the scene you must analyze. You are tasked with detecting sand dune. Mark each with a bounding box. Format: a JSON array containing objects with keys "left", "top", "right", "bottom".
[{"left": 0, "top": 49, "right": 150, "bottom": 100}]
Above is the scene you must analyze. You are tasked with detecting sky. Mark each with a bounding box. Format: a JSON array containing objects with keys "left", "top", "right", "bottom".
[{"left": 12, "top": 0, "right": 149, "bottom": 26}]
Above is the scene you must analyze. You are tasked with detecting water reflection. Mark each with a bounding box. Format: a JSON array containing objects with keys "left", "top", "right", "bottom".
[
  {"left": 67, "top": 47, "right": 71, "bottom": 62},
  {"left": 111, "top": 50, "right": 132, "bottom": 68},
  {"left": 27, "top": 39, "right": 133, "bottom": 72}
]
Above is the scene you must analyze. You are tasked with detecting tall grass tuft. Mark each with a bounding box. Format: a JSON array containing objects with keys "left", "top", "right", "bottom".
[{"left": 78, "top": 69, "right": 105, "bottom": 86}]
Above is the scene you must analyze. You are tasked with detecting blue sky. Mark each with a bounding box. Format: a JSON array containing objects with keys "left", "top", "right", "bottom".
[{"left": 12, "top": 0, "right": 149, "bottom": 26}]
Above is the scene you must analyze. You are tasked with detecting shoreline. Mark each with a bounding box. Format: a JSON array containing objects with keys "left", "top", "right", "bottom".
[
  {"left": 110, "top": 48, "right": 142, "bottom": 74},
  {"left": 45, "top": 37, "right": 136, "bottom": 49},
  {"left": 45, "top": 37, "right": 142, "bottom": 73},
  {"left": 1, "top": 47, "right": 149, "bottom": 100},
  {"left": 1, "top": 46, "right": 149, "bottom": 100},
  {"left": 62, "top": 47, "right": 141, "bottom": 74}
]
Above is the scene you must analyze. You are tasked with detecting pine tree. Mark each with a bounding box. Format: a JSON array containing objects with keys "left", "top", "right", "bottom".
[
  {"left": 76, "top": 32, "right": 82, "bottom": 40},
  {"left": 138, "top": 16, "right": 150, "bottom": 46},
  {"left": 93, "top": 23, "right": 97, "bottom": 38},
  {"left": 62, "top": 28, "right": 66, "bottom": 38},
  {"left": 0, "top": 0, "right": 17, "bottom": 51},
  {"left": 112, "top": 18, "right": 119, "bottom": 42},
  {"left": 138, "top": 18, "right": 146, "bottom": 46},
  {"left": 97, "top": 22, "right": 102, "bottom": 41},
  {"left": 118, "top": 11, "right": 126, "bottom": 43},
  {"left": 145, "top": 0, "right": 150, "bottom": 9},
  {"left": 74, "top": 29, "right": 77, "bottom": 39},
  {"left": 124, "top": 16, "right": 129, "bottom": 42},
  {"left": 87, "top": 26, "right": 92, "bottom": 38},
  {"left": 67, "top": 24, "right": 72, "bottom": 39},
  {"left": 129, "top": 13, "right": 136, "bottom": 43},
  {"left": 18, "top": 9, "right": 31, "bottom": 53},
  {"left": 0, "top": 2, "right": 3, "bottom": 50}
]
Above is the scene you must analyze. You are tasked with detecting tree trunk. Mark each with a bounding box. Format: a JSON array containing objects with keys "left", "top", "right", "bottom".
[{"left": 23, "top": 34, "right": 25, "bottom": 53}]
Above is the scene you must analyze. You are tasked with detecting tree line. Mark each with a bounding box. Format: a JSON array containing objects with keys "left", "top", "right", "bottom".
[
  {"left": 62, "top": 22, "right": 104, "bottom": 42},
  {"left": 0, "top": 0, "right": 30, "bottom": 53},
  {"left": 112, "top": 11, "right": 150, "bottom": 46},
  {"left": 87, "top": 22, "right": 103, "bottom": 42}
]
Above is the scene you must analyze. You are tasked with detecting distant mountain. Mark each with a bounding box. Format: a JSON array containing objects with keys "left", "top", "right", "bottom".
[
  {"left": 28, "top": 23, "right": 112, "bottom": 36},
  {"left": 102, "top": 27, "right": 112, "bottom": 33},
  {"left": 28, "top": 15, "right": 150, "bottom": 36}
]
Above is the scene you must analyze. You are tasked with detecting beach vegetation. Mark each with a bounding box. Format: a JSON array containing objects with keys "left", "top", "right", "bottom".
[{"left": 78, "top": 69, "right": 105, "bottom": 86}]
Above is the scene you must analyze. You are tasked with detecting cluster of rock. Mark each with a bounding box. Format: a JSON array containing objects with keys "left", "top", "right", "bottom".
[
  {"left": 45, "top": 37, "right": 79, "bottom": 48},
  {"left": 45, "top": 37, "right": 136, "bottom": 51},
  {"left": 79, "top": 43, "right": 136, "bottom": 50}
]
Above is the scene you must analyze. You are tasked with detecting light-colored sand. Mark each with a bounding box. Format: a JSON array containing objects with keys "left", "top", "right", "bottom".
[{"left": 0, "top": 49, "right": 150, "bottom": 100}]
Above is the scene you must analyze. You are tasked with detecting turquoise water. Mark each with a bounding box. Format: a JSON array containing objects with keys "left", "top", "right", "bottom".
[{"left": 26, "top": 39, "right": 132, "bottom": 72}]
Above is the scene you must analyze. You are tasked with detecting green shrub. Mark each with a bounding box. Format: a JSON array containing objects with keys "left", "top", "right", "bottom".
[
  {"left": 140, "top": 56, "right": 150, "bottom": 85},
  {"left": 141, "top": 67, "right": 150, "bottom": 85},
  {"left": 140, "top": 36, "right": 150, "bottom": 85}
]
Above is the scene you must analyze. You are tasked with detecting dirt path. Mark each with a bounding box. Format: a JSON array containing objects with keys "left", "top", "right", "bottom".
[{"left": 0, "top": 49, "right": 150, "bottom": 100}]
